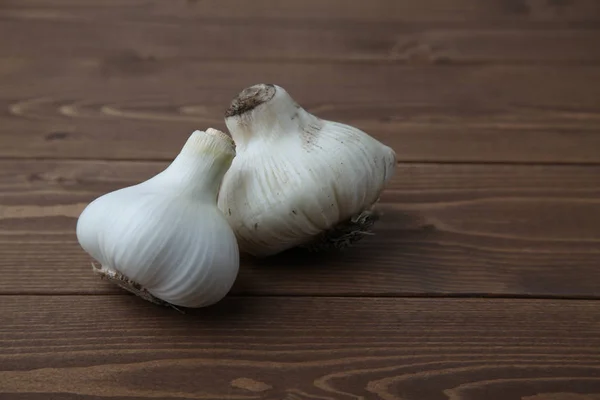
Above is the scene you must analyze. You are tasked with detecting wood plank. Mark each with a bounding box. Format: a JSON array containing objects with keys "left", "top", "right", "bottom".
[
  {"left": 1, "top": 160, "right": 599, "bottom": 297},
  {"left": 2, "top": 0, "right": 599, "bottom": 24},
  {"left": 1, "top": 61, "right": 600, "bottom": 162},
  {"left": 1, "top": 19, "right": 600, "bottom": 64},
  {"left": 1, "top": 295, "right": 600, "bottom": 399}
]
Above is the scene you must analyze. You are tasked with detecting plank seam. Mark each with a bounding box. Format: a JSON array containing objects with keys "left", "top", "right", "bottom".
[
  {"left": 1, "top": 156, "right": 600, "bottom": 167},
  {"left": 1, "top": 293, "right": 599, "bottom": 300}
]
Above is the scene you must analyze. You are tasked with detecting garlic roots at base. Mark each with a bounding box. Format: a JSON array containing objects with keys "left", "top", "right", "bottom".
[
  {"left": 217, "top": 84, "right": 397, "bottom": 257},
  {"left": 76, "top": 129, "right": 239, "bottom": 308}
]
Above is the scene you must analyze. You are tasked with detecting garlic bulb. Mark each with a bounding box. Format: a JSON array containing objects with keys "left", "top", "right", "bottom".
[
  {"left": 76, "top": 128, "right": 239, "bottom": 309},
  {"left": 217, "top": 84, "right": 397, "bottom": 257}
]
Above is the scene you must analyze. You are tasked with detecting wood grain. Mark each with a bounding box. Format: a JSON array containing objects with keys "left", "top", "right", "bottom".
[
  {"left": 2, "top": 160, "right": 599, "bottom": 297},
  {"left": 1, "top": 19, "right": 600, "bottom": 64},
  {"left": 1, "top": 61, "right": 600, "bottom": 162},
  {"left": 1, "top": 295, "right": 600, "bottom": 400},
  {"left": 2, "top": 1, "right": 600, "bottom": 163},
  {"left": 2, "top": 0, "right": 599, "bottom": 24}
]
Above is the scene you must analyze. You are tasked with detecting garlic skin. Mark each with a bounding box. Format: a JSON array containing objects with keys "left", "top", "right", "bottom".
[
  {"left": 76, "top": 129, "right": 239, "bottom": 308},
  {"left": 217, "top": 84, "right": 397, "bottom": 257}
]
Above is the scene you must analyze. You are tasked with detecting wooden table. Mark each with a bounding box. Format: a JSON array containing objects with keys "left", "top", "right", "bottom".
[{"left": 1, "top": 1, "right": 600, "bottom": 399}]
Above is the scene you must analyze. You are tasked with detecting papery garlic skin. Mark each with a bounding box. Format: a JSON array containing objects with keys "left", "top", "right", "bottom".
[
  {"left": 218, "top": 84, "right": 397, "bottom": 257},
  {"left": 76, "top": 129, "right": 239, "bottom": 308}
]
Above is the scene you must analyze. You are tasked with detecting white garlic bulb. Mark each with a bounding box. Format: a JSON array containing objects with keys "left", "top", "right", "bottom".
[
  {"left": 76, "top": 128, "right": 239, "bottom": 309},
  {"left": 217, "top": 84, "right": 397, "bottom": 257}
]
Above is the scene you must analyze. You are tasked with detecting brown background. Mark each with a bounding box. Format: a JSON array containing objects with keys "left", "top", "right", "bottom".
[{"left": 1, "top": 1, "right": 600, "bottom": 399}]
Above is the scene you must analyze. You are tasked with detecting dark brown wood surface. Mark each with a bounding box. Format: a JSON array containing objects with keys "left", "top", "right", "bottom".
[
  {"left": 2, "top": 296, "right": 600, "bottom": 400},
  {"left": 2, "top": 160, "right": 600, "bottom": 297},
  {"left": 1, "top": 0, "right": 600, "bottom": 399},
  {"left": 3, "top": 63, "right": 600, "bottom": 162}
]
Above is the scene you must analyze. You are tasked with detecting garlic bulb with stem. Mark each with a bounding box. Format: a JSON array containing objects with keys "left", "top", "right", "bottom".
[
  {"left": 217, "top": 83, "right": 397, "bottom": 257},
  {"left": 76, "top": 128, "right": 239, "bottom": 310}
]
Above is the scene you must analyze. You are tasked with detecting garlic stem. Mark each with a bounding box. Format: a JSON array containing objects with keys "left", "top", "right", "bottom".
[
  {"left": 224, "top": 83, "right": 317, "bottom": 150},
  {"left": 153, "top": 128, "right": 236, "bottom": 201}
]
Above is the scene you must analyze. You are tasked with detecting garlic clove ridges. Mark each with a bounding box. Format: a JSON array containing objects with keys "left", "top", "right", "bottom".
[
  {"left": 76, "top": 129, "right": 240, "bottom": 309},
  {"left": 218, "top": 84, "right": 397, "bottom": 257}
]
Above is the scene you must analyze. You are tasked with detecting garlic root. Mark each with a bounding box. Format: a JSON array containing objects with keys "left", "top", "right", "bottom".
[
  {"left": 92, "top": 263, "right": 184, "bottom": 313},
  {"left": 300, "top": 208, "right": 380, "bottom": 252}
]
